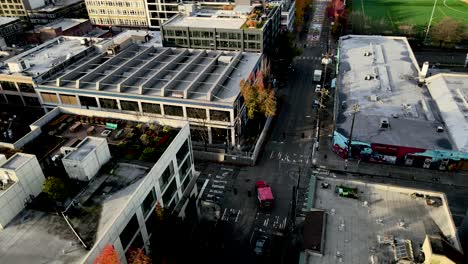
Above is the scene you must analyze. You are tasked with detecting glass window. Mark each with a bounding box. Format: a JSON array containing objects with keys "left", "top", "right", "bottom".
[
  {"left": 179, "top": 155, "right": 191, "bottom": 178},
  {"left": 99, "top": 98, "right": 118, "bottom": 109},
  {"left": 189, "top": 125, "right": 208, "bottom": 144},
  {"left": 162, "top": 178, "right": 177, "bottom": 206},
  {"left": 181, "top": 171, "right": 192, "bottom": 193},
  {"left": 163, "top": 105, "right": 183, "bottom": 117},
  {"left": 186, "top": 107, "right": 206, "bottom": 119},
  {"left": 0, "top": 81, "right": 17, "bottom": 91},
  {"left": 212, "top": 127, "right": 228, "bottom": 144},
  {"left": 210, "top": 110, "right": 230, "bottom": 122},
  {"left": 17, "top": 83, "right": 34, "bottom": 93},
  {"left": 40, "top": 92, "right": 59, "bottom": 103},
  {"left": 120, "top": 100, "right": 139, "bottom": 111},
  {"left": 124, "top": 233, "right": 144, "bottom": 261},
  {"left": 176, "top": 139, "right": 189, "bottom": 165},
  {"left": 23, "top": 96, "right": 40, "bottom": 106},
  {"left": 79, "top": 96, "right": 98, "bottom": 107},
  {"left": 119, "top": 214, "right": 139, "bottom": 249},
  {"left": 142, "top": 102, "right": 161, "bottom": 114},
  {"left": 6, "top": 94, "right": 23, "bottom": 105},
  {"left": 159, "top": 162, "right": 174, "bottom": 191},
  {"left": 141, "top": 188, "right": 157, "bottom": 217},
  {"left": 59, "top": 94, "right": 78, "bottom": 105}
]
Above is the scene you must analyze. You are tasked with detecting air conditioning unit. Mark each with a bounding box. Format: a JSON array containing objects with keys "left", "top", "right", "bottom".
[
  {"left": 380, "top": 118, "right": 389, "bottom": 129},
  {"left": 106, "top": 44, "right": 120, "bottom": 55}
]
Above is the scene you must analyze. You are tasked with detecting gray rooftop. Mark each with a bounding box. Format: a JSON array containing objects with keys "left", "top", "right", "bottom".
[
  {"left": 0, "top": 153, "right": 32, "bottom": 170},
  {"left": 0, "top": 17, "right": 20, "bottom": 26},
  {"left": 305, "top": 177, "right": 460, "bottom": 264},
  {"left": 34, "top": 18, "right": 88, "bottom": 32},
  {"left": 3, "top": 36, "right": 100, "bottom": 78},
  {"left": 0, "top": 162, "right": 150, "bottom": 264},
  {"left": 425, "top": 73, "right": 468, "bottom": 152},
  {"left": 30, "top": 0, "right": 83, "bottom": 12},
  {"left": 64, "top": 137, "right": 104, "bottom": 161},
  {"left": 40, "top": 44, "right": 260, "bottom": 104},
  {"left": 165, "top": 14, "right": 246, "bottom": 29},
  {"left": 336, "top": 35, "right": 455, "bottom": 150}
]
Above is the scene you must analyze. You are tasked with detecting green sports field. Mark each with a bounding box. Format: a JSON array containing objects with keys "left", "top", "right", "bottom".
[{"left": 353, "top": 0, "right": 468, "bottom": 29}]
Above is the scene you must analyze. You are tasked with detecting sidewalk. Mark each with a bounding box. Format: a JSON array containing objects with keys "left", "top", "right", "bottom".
[{"left": 314, "top": 136, "right": 468, "bottom": 188}]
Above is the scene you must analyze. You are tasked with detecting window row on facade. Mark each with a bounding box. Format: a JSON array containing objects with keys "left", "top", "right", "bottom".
[
  {"left": 39, "top": 92, "right": 232, "bottom": 122},
  {"left": 87, "top": 9, "right": 146, "bottom": 16},
  {"left": 86, "top": 0, "right": 144, "bottom": 8},
  {"left": 90, "top": 17, "right": 148, "bottom": 26}
]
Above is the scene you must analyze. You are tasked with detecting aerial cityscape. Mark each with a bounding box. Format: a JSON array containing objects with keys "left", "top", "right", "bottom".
[{"left": 0, "top": 0, "right": 467, "bottom": 263}]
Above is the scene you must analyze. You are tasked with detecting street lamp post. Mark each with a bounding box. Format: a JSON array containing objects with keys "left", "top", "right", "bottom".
[
  {"left": 347, "top": 104, "right": 359, "bottom": 158},
  {"left": 424, "top": 0, "right": 439, "bottom": 43}
]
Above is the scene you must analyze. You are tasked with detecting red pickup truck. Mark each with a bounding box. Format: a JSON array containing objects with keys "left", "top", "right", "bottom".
[{"left": 256, "top": 181, "right": 274, "bottom": 209}]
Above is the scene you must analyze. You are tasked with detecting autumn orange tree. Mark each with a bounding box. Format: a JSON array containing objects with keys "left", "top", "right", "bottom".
[
  {"left": 94, "top": 245, "right": 120, "bottom": 264},
  {"left": 240, "top": 57, "right": 277, "bottom": 120},
  {"left": 128, "top": 248, "right": 152, "bottom": 264}
]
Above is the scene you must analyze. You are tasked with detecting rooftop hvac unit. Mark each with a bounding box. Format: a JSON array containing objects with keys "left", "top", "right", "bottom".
[
  {"left": 364, "top": 51, "right": 373, "bottom": 56},
  {"left": 106, "top": 44, "right": 120, "bottom": 55},
  {"left": 218, "top": 55, "right": 233, "bottom": 64},
  {"left": 436, "top": 126, "right": 444, "bottom": 133}
]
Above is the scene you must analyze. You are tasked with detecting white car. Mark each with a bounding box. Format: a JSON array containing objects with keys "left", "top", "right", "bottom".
[{"left": 315, "top": 84, "right": 321, "bottom": 93}]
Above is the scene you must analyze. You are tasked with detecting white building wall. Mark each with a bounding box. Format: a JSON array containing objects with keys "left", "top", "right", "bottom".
[
  {"left": 0, "top": 154, "right": 45, "bottom": 229},
  {"left": 82, "top": 124, "right": 197, "bottom": 264}
]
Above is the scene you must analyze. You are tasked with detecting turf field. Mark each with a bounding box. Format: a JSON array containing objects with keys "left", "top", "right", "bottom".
[{"left": 353, "top": 0, "right": 468, "bottom": 28}]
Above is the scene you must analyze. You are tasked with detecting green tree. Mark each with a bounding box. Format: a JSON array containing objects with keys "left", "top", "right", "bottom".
[
  {"left": 240, "top": 58, "right": 277, "bottom": 120},
  {"left": 43, "top": 176, "right": 66, "bottom": 202},
  {"left": 431, "top": 17, "right": 464, "bottom": 47}
]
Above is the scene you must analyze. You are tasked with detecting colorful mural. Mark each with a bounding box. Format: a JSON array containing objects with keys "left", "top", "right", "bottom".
[{"left": 332, "top": 131, "right": 468, "bottom": 171}]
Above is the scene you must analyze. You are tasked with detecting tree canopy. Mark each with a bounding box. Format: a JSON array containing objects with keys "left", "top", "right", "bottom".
[
  {"left": 431, "top": 17, "right": 465, "bottom": 47},
  {"left": 43, "top": 176, "right": 66, "bottom": 202}
]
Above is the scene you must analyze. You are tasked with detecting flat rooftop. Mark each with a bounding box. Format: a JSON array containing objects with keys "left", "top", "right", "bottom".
[
  {"left": 0, "top": 162, "right": 150, "bottom": 264},
  {"left": 165, "top": 15, "right": 246, "bottom": 29},
  {"left": 40, "top": 44, "right": 259, "bottom": 104},
  {"left": 0, "top": 17, "right": 19, "bottom": 26},
  {"left": 336, "top": 35, "right": 455, "bottom": 150},
  {"left": 31, "top": 0, "right": 83, "bottom": 12},
  {"left": 3, "top": 36, "right": 100, "bottom": 77},
  {"left": 425, "top": 73, "right": 468, "bottom": 152},
  {"left": 64, "top": 137, "right": 104, "bottom": 161},
  {"left": 35, "top": 18, "right": 88, "bottom": 32},
  {"left": 305, "top": 177, "right": 460, "bottom": 264},
  {"left": 0, "top": 153, "right": 32, "bottom": 170}
]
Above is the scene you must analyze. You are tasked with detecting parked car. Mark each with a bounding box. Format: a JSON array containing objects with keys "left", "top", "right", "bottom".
[{"left": 254, "top": 236, "right": 268, "bottom": 256}]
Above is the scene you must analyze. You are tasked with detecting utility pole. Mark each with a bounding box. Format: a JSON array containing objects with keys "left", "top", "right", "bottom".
[
  {"left": 424, "top": 0, "right": 439, "bottom": 43},
  {"left": 347, "top": 104, "right": 359, "bottom": 158}
]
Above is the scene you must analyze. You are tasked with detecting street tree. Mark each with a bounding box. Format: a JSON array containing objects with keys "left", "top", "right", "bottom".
[
  {"left": 94, "top": 244, "right": 120, "bottom": 264},
  {"left": 240, "top": 57, "right": 277, "bottom": 119},
  {"left": 127, "top": 248, "right": 151, "bottom": 264},
  {"left": 43, "top": 176, "right": 66, "bottom": 202},
  {"left": 431, "top": 17, "right": 463, "bottom": 47}
]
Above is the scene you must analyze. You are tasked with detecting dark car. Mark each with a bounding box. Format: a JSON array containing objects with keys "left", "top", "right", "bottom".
[{"left": 254, "top": 236, "right": 268, "bottom": 256}]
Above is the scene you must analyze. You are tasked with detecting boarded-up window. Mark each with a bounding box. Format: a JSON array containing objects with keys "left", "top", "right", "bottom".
[
  {"left": 40, "top": 92, "right": 59, "bottom": 103},
  {"left": 59, "top": 94, "right": 78, "bottom": 105}
]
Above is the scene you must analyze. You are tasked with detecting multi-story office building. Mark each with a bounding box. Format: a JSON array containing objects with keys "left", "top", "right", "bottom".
[
  {"left": 27, "top": 0, "right": 87, "bottom": 25},
  {"left": 0, "top": 106, "right": 198, "bottom": 263},
  {"left": 161, "top": 2, "right": 281, "bottom": 53},
  {"left": 277, "top": 0, "right": 295, "bottom": 31},
  {"left": 0, "top": 0, "right": 87, "bottom": 27},
  {"left": 0, "top": 17, "right": 23, "bottom": 47},
  {"left": 0, "top": 34, "right": 260, "bottom": 147},
  {"left": 85, "top": 0, "right": 149, "bottom": 29}
]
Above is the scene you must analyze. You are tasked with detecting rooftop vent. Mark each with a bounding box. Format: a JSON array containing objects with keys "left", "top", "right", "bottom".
[
  {"left": 436, "top": 126, "right": 444, "bottom": 133},
  {"left": 365, "top": 75, "right": 374, "bottom": 80},
  {"left": 369, "top": 95, "right": 379, "bottom": 102},
  {"left": 364, "top": 51, "right": 373, "bottom": 56},
  {"left": 380, "top": 118, "right": 389, "bottom": 129}
]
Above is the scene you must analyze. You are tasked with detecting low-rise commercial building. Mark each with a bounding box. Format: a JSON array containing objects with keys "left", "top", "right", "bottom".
[
  {"left": 27, "top": 0, "right": 87, "bottom": 26},
  {"left": 0, "top": 106, "right": 198, "bottom": 264},
  {"left": 0, "top": 32, "right": 261, "bottom": 148},
  {"left": 300, "top": 177, "right": 463, "bottom": 263},
  {"left": 0, "top": 17, "right": 24, "bottom": 47},
  {"left": 161, "top": 1, "right": 281, "bottom": 53},
  {"left": 26, "top": 18, "right": 93, "bottom": 44},
  {"left": 333, "top": 35, "right": 468, "bottom": 171}
]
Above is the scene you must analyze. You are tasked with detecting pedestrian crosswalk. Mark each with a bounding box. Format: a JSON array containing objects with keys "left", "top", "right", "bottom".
[{"left": 295, "top": 56, "right": 322, "bottom": 61}]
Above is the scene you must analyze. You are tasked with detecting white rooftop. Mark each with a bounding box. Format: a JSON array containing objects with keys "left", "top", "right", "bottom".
[
  {"left": 35, "top": 18, "right": 88, "bottom": 32},
  {"left": 165, "top": 14, "right": 246, "bottom": 29},
  {"left": 2, "top": 36, "right": 102, "bottom": 79},
  {"left": 336, "top": 35, "right": 455, "bottom": 150},
  {"left": 305, "top": 177, "right": 460, "bottom": 264},
  {"left": 425, "top": 73, "right": 468, "bottom": 152},
  {"left": 64, "top": 137, "right": 104, "bottom": 161},
  {"left": 0, "top": 153, "right": 33, "bottom": 170},
  {"left": 0, "top": 17, "right": 20, "bottom": 26}
]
